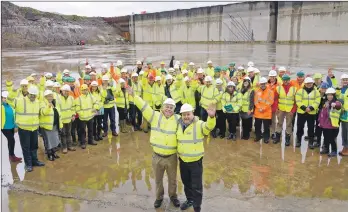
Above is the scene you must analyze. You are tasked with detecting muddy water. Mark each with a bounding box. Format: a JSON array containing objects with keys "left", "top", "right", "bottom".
[{"left": 2, "top": 44, "right": 348, "bottom": 212}]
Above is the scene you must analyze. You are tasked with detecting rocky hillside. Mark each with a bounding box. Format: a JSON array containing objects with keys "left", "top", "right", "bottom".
[{"left": 1, "top": 2, "right": 124, "bottom": 48}]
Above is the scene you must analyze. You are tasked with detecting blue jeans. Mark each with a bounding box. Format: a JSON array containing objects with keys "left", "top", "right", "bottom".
[
  {"left": 103, "top": 106, "right": 116, "bottom": 133},
  {"left": 18, "top": 128, "right": 39, "bottom": 166},
  {"left": 129, "top": 104, "right": 142, "bottom": 127}
]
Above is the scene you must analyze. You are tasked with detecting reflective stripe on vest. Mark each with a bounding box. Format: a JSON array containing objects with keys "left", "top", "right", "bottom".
[
  {"left": 241, "top": 90, "right": 251, "bottom": 112},
  {"left": 277, "top": 86, "right": 296, "bottom": 112},
  {"left": 330, "top": 109, "right": 341, "bottom": 127},
  {"left": 178, "top": 122, "right": 204, "bottom": 145},
  {"left": 151, "top": 113, "right": 176, "bottom": 134}
]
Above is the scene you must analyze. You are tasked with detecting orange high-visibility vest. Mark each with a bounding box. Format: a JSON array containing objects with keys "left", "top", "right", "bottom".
[{"left": 254, "top": 87, "right": 274, "bottom": 119}]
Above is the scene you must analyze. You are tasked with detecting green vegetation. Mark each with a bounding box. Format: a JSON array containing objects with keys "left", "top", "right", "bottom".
[{"left": 64, "top": 14, "right": 87, "bottom": 22}]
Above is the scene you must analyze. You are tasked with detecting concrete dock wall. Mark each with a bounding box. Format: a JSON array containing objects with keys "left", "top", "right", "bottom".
[{"left": 131, "top": 1, "right": 348, "bottom": 43}]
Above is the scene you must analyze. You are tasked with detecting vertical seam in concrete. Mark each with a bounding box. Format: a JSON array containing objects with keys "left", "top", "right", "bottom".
[
  {"left": 207, "top": 7, "right": 210, "bottom": 42},
  {"left": 296, "top": 2, "right": 303, "bottom": 42}
]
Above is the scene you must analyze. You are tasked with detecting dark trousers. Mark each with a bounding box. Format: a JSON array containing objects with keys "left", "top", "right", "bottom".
[
  {"left": 117, "top": 107, "right": 127, "bottom": 121},
  {"left": 179, "top": 158, "right": 203, "bottom": 209},
  {"left": 18, "top": 128, "right": 38, "bottom": 166},
  {"left": 194, "top": 104, "right": 201, "bottom": 117},
  {"left": 2, "top": 129, "right": 15, "bottom": 156},
  {"left": 315, "top": 113, "right": 323, "bottom": 144},
  {"left": 254, "top": 118, "right": 271, "bottom": 141},
  {"left": 296, "top": 113, "right": 316, "bottom": 139},
  {"left": 214, "top": 110, "right": 224, "bottom": 134},
  {"left": 71, "top": 117, "right": 80, "bottom": 144},
  {"left": 61, "top": 122, "right": 72, "bottom": 148},
  {"left": 200, "top": 107, "right": 208, "bottom": 122},
  {"left": 175, "top": 101, "right": 183, "bottom": 114},
  {"left": 79, "top": 119, "right": 93, "bottom": 144},
  {"left": 130, "top": 104, "right": 142, "bottom": 127},
  {"left": 242, "top": 117, "right": 253, "bottom": 138},
  {"left": 323, "top": 128, "right": 339, "bottom": 152},
  {"left": 93, "top": 115, "right": 103, "bottom": 136},
  {"left": 103, "top": 107, "right": 116, "bottom": 133},
  {"left": 225, "top": 113, "right": 239, "bottom": 134}
]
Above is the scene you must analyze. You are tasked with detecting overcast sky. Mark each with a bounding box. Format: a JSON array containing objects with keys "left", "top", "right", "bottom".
[{"left": 12, "top": 1, "right": 232, "bottom": 17}]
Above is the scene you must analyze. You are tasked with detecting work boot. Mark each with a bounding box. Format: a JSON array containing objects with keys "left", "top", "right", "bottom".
[
  {"left": 296, "top": 137, "right": 301, "bottom": 147},
  {"left": 194, "top": 207, "right": 201, "bottom": 212},
  {"left": 339, "top": 147, "right": 348, "bottom": 156},
  {"left": 273, "top": 132, "right": 281, "bottom": 144},
  {"left": 33, "top": 160, "right": 45, "bottom": 166},
  {"left": 94, "top": 136, "right": 99, "bottom": 141},
  {"left": 47, "top": 150, "right": 55, "bottom": 161},
  {"left": 285, "top": 134, "right": 291, "bottom": 146},
  {"left": 320, "top": 147, "right": 329, "bottom": 155},
  {"left": 170, "top": 197, "right": 180, "bottom": 208},
  {"left": 219, "top": 133, "right": 225, "bottom": 139},
  {"left": 53, "top": 150, "right": 60, "bottom": 159},
  {"left": 254, "top": 137, "right": 262, "bottom": 142},
  {"left": 154, "top": 199, "right": 163, "bottom": 208},
  {"left": 72, "top": 142, "right": 78, "bottom": 147},
  {"left": 211, "top": 130, "right": 217, "bottom": 138},
  {"left": 312, "top": 141, "right": 319, "bottom": 148},
  {"left": 97, "top": 134, "right": 103, "bottom": 141},
  {"left": 304, "top": 136, "right": 309, "bottom": 140},
  {"left": 81, "top": 144, "right": 86, "bottom": 149},
  {"left": 9, "top": 155, "right": 22, "bottom": 162},
  {"left": 25, "top": 165, "right": 33, "bottom": 172},
  {"left": 328, "top": 151, "right": 337, "bottom": 157},
  {"left": 121, "top": 120, "right": 128, "bottom": 133},
  {"left": 271, "top": 133, "right": 276, "bottom": 140},
  {"left": 308, "top": 138, "right": 315, "bottom": 149},
  {"left": 264, "top": 139, "right": 269, "bottom": 144},
  {"left": 232, "top": 133, "right": 237, "bottom": 141},
  {"left": 102, "top": 132, "right": 108, "bottom": 137},
  {"left": 180, "top": 200, "right": 193, "bottom": 210},
  {"left": 227, "top": 133, "right": 233, "bottom": 140},
  {"left": 88, "top": 141, "right": 98, "bottom": 145},
  {"left": 62, "top": 148, "right": 68, "bottom": 154},
  {"left": 32, "top": 151, "right": 45, "bottom": 166},
  {"left": 112, "top": 131, "right": 118, "bottom": 136},
  {"left": 68, "top": 146, "right": 76, "bottom": 151}
]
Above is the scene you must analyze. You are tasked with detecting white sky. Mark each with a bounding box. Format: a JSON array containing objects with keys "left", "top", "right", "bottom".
[{"left": 12, "top": 1, "right": 233, "bottom": 17}]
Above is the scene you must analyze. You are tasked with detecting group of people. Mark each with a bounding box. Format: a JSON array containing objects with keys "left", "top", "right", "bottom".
[{"left": 2, "top": 57, "right": 348, "bottom": 212}]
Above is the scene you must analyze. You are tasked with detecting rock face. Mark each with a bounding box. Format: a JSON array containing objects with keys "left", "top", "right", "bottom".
[{"left": 1, "top": 2, "right": 124, "bottom": 48}]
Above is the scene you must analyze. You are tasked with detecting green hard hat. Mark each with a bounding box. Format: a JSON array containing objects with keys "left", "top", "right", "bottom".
[
  {"left": 62, "top": 76, "right": 69, "bottom": 82},
  {"left": 84, "top": 75, "right": 91, "bottom": 80},
  {"left": 222, "top": 66, "right": 228, "bottom": 71},
  {"left": 229, "top": 62, "right": 236, "bottom": 66},
  {"left": 147, "top": 61, "right": 152, "bottom": 65},
  {"left": 68, "top": 77, "right": 75, "bottom": 82},
  {"left": 282, "top": 74, "right": 291, "bottom": 81},
  {"left": 214, "top": 66, "right": 221, "bottom": 72},
  {"left": 297, "top": 71, "right": 305, "bottom": 77}
]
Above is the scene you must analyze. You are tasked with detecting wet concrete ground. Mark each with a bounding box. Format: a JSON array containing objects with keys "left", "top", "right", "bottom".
[{"left": 2, "top": 43, "right": 348, "bottom": 211}]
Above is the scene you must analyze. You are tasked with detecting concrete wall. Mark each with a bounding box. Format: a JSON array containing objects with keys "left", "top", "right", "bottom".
[
  {"left": 277, "top": 1, "right": 348, "bottom": 42},
  {"left": 132, "top": 1, "right": 348, "bottom": 43}
]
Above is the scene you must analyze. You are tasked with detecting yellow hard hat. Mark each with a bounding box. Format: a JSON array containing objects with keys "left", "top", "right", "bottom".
[
  {"left": 26, "top": 76, "right": 35, "bottom": 81},
  {"left": 160, "top": 61, "right": 165, "bottom": 65},
  {"left": 81, "top": 84, "right": 88, "bottom": 90}
]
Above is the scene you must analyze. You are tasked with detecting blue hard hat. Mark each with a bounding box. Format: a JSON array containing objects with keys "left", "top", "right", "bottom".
[{"left": 320, "top": 82, "right": 329, "bottom": 89}]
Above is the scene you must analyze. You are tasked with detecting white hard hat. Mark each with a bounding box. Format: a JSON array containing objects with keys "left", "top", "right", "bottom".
[
  {"left": 163, "top": 98, "right": 176, "bottom": 106},
  {"left": 28, "top": 86, "right": 38, "bottom": 95},
  {"left": 119, "top": 78, "right": 126, "bottom": 84},
  {"left": 207, "top": 60, "right": 213, "bottom": 64},
  {"left": 204, "top": 76, "right": 212, "bottom": 82},
  {"left": 166, "top": 75, "right": 173, "bottom": 80},
  {"left": 247, "top": 67, "right": 255, "bottom": 73},
  {"left": 102, "top": 75, "right": 109, "bottom": 81},
  {"left": 136, "top": 61, "right": 142, "bottom": 65},
  {"left": 184, "top": 76, "right": 190, "bottom": 82},
  {"left": 254, "top": 68, "right": 260, "bottom": 74},
  {"left": 244, "top": 77, "right": 251, "bottom": 81},
  {"left": 197, "top": 68, "right": 204, "bottom": 74},
  {"left": 61, "top": 84, "right": 71, "bottom": 91},
  {"left": 45, "top": 72, "right": 53, "bottom": 78},
  {"left": 53, "top": 82, "right": 61, "bottom": 88},
  {"left": 20, "top": 79, "right": 29, "bottom": 85},
  {"left": 278, "top": 66, "right": 286, "bottom": 72},
  {"left": 189, "top": 62, "right": 195, "bottom": 66},
  {"left": 91, "top": 81, "right": 98, "bottom": 86},
  {"left": 63, "top": 69, "right": 70, "bottom": 74},
  {"left": 89, "top": 72, "right": 97, "bottom": 76},
  {"left": 116, "top": 60, "right": 123, "bottom": 66},
  {"left": 91, "top": 64, "right": 96, "bottom": 68},
  {"left": 175, "top": 61, "right": 180, "bottom": 65},
  {"left": 247, "top": 61, "right": 254, "bottom": 67},
  {"left": 269, "top": 70, "right": 277, "bottom": 77},
  {"left": 168, "top": 68, "right": 175, "bottom": 72},
  {"left": 182, "top": 69, "right": 188, "bottom": 74},
  {"left": 174, "top": 64, "right": 179, "bottom": 69},
  {"left": 180, "top": 103, "right": 194, "bottom": 113},
  {"left": 139, "top": 70, "right": 144, "bottom": 75},
  {"left": 155, "top": 76, "right": 161, "bottom": 81},
  {"left": 341, "top": 74, "right": 348, "bottom": 80},
  {"left": 304, "top": 77, "right": 314, "bottom": 84},
  {"left": 237, "top": 66, "right": 244, "bottom": 70},
  {"left": 131, "top": 72, "right": 138, "bottom": 77},
  {"left": 1, "top": 91, "right": 9, "bottom": 98},
  {"left": 45, "top": 80, "right": 55, "bottom": 87},
  {"left": 85, "top": 65, "right": 91, "bottom": 69},
  {"left": 30, "top": 73, "right": 37, "bottom": 77},
  {"left": 101, "top": 64, "right": 108, "bottom": 69},
  {"left": 259, "top": 77, "right": 268, "bottom": 84},
  {"left": 121, "top": 68, "right": 128, "bottom": 73},
  {"left": 44, "top": 90, "right": 53, "bottom": 96},
  {"left": 216, "top": 78, "right": 223, "bottom": 85},
  {"left": 325, "top": 87, "right": 336, "bottom": 94},
  {"left": 227, "top": 81, "right": 236, "bottom": 87}
]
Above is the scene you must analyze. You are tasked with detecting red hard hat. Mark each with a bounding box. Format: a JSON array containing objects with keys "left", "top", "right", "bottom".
[{"left": 148, "top": 74, "right": 155, "bottom": 80}]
